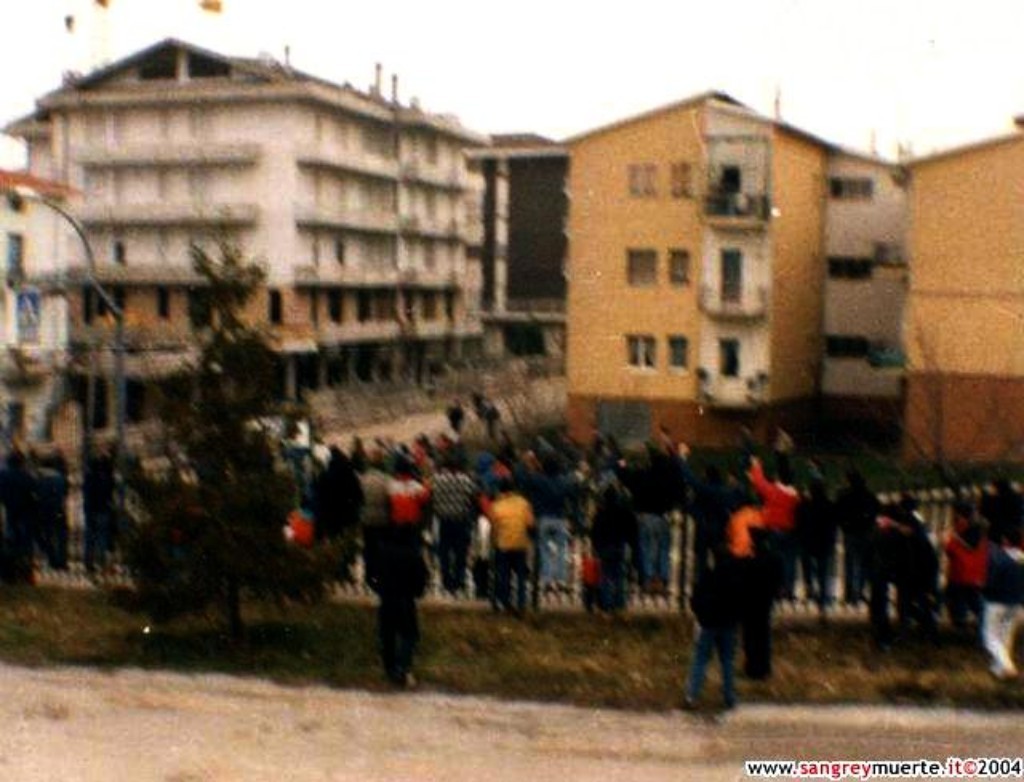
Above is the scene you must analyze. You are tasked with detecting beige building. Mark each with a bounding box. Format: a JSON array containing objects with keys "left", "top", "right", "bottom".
[
  {"left": 903, "top": 123, "right": 1024, "bottom": 462},
  {"left": 5, "top": 39, "right": 487, "bottom": 436},
  {"left": 821, "top": 151, "right": 908, "bottom": 437},
  {"left": 0, "top": 169, "right": 72, "bottom": 446},
  {"left": 565, "top": 93, "right": 831, "bottom": 446}
]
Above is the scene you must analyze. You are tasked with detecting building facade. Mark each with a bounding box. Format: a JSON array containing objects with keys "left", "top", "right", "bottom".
[
  {"left": 903, "top": 126, "right": 1024, "bottom": 462},
  {"left": 0, "top": 170, "right": 72, "bottom": 447},
  {"left": 821, "top": 151, "right": 908, "bottom": 439},
  {"left": 565, "top": 93, "right": 832, "bottom": 446},
  {"left": 6, "top": 39, "right": 487, "bottom": 437},
  {"left": 471, "top": 134, "right": 568, "bottom": 360}
]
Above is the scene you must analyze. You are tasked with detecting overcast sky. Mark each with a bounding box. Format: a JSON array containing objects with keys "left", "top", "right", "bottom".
[{"left": 2, "top": 0, "right": 1023, "bottom": 169}]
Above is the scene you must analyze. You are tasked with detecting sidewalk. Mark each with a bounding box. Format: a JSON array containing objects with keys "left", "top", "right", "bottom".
[{"left": 1, "top": 662, "right": 1020, "bottom": 781}]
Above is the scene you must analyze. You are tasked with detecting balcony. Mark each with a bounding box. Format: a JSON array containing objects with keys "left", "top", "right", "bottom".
[
  {"left": 697, "top": 369, "right": 770, "bottom": 410},
  {"left": 703, "top": 192, "right": 770, "bottom": 230},
  {"left": 316, "top": 320, "right": 401, "bottom": 345},
  {"left": 699, "top": 285, "right": 768, "bottom": 321},
  {"left": 76, "top": 143, "right": 260, "bottom": 169},
  {"left": 70, "top": 322, "right": 195, "bottom": 351},
  {"left": 297, "top": 153, "right": 399, "bottom": 183},
  {"left": 295, "top": 206, "right": 397, "bottom": 235},
  {"left": 78, "top": 202, "right": 259, "bottom": 228}
]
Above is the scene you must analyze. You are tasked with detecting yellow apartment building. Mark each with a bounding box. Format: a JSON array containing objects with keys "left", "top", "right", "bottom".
[
  {"left": 904, "top": 125, "right": 1024, "bottom": 462},
  {"left": 565, "top": 92, "right": 830, "bottom": 447}
]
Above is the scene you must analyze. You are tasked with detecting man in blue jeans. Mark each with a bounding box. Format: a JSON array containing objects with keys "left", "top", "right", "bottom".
[{"left": 684, "top": 552, "right": 743, "bottom": 711}]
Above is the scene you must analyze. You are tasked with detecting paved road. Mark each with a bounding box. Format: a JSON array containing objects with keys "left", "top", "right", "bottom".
[{"left": 1, "top": 663, "right": 1022, "bottom": 781}]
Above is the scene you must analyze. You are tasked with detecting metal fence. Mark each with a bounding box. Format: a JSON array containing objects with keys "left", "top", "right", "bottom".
[{"left": 31, "top": 486, "right": 977, "bottom": 612}]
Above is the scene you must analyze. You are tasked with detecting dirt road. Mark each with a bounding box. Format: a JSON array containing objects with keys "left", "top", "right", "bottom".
[{"left": 1, "top": 663, "right": 1022, "bottom": 781}]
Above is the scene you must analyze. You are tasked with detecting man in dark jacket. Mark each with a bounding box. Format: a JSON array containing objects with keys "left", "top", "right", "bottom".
[
  {"left": 675, "top": 444, "right": 746, "bottom": 586},
  {"left": 590, "top": 479, "right": 636, "bottom": 612},
  {"left": 684, "top": 553, "right": 743, "bottom": 710},
  {"left": 0, "top": 450, "right": 38, "bottom": 584},
  {"left": 795, "top": 479, "right": 837, "bottom": 617},
  {"left": 836, "top": 469, "right": 880, "bottom": 605},
  {"left": 372, "top": 525, "right": 429, "bottom": 688},
  {"left": 34, "top": 453, "right": 69, "bottom": 571},
  {"left": 83, "top": 448, "right": 116, "bottom": 574},
  {"left": 313, "top": 447, "right": 364, "bottom": 541}
]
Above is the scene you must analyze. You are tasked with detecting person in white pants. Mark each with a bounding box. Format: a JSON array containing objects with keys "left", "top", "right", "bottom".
[{"left": 982, "top": 528, "right": 1024, "bottom": 680}]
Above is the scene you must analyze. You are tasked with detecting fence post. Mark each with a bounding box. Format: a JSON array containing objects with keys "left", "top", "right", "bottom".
[{"left": 676, "top": 511, "right": 689, "bottom": 613}]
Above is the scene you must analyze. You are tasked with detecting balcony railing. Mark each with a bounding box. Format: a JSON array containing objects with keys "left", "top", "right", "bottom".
[
  {"left": 295, "top": 206, "right": 398, "bottom": 235},
  {"left": 703, "top": 192, "right": 770, "bottom": 227},
  {"left": 76, "top": 143, "right": 261, "bottom": 168},
  {"left": 697, "top": 369, "right": 770, "bottom": 410},
  {"left": 78, "top": 202, "right": 259, "bottom": 228},
  {"left": 699, "top": 285, "right": 768, "bottom": 320}
]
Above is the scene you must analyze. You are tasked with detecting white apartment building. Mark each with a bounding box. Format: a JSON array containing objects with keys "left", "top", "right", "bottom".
[
  {"left": 5, "top": 39, "right": 487, "bottom": 434},
  {"left": 0, "top": 170, "right": 71, "bottom": 447},
  {"left": 822, "top": 151, "right": 908, "bottom": 432}
]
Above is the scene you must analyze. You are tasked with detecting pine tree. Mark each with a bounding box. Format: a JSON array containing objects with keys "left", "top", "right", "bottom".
[{"left": 125, "top": 238, "right": 332, "bottom": 639}]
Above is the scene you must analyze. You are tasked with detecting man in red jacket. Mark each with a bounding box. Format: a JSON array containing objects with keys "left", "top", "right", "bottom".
[
  {"left": 748, "top": 456, "right": 801, "bottom": 600},
  {"left": 944, "top": 501, "right": 987, "bottom": 639}
]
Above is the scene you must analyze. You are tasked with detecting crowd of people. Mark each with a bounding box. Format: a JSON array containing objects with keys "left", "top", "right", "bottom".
[
  {"left": 2, "top": 413, "right": 1022, "bottom": 707},
  {"left": 0, "top": 446, "right": 117, "bottom": 584},
  {"left": 300, "top": 421, "right": 1024, "bottom": 700}
]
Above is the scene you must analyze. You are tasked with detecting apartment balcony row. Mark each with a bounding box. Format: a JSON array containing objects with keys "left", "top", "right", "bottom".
[
  {"left": 316, "top": 317, "right": 477, "bottom": 345},
  {"left": 398, "top": 214, "right": 463, "bottom": 241},
  {"left": 295, "top": 205, "right": 397, "bottom": 235},
  {"left": 698, "top": 285, "right": 768, "bottom": 321},
  {"left": 297, "top": 153, "right": 399, "bottom": 184},
  {"left": 697, "top": 368, "right": 770, "bottom": 410},
  {"left": 78, "top": 201, "right": 260, "bottom": 228},
  {"left": 703, "top": 192, "right": 771, "bottom": 231},
  {"left": 69, "top": 321, "right": 195, "bottom": 350},
  {"left": 399, "top": 158, "right": 466, "bottom": 191},
  {"left": 76, "top": 143, "right": 261, "bottom": 169},
  {"left": 292, "top": 264, "right": 458, "bottom": 290}
]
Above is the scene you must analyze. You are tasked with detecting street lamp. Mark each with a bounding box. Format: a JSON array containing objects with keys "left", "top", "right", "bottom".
[{"left": 8, "top": 186, "right": 126, "bottom": 515}]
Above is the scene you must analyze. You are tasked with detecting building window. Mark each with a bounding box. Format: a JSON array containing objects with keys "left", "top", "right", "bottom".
[
  {"left": 188, "top": 288, "right": 211, "bottom": 328},
  {"left": 628, "top": 163, "right": 658, "bottom": 197},
  {"left": 825, "top": 335, "right": 870, "bottom": 358},
  {"left": 99, "top": 286, "right": 125, "bottom": 319},
  {"left": 721, "top": 249, "right": 743, "bottom": 302},
  {"left": 670, "top": 162, "right": 692, "bottom": 198},
  {"left": 113, "top": 238, "right": 127, "bottom": 265},
  {"left": 626, "top": 249, "right": 657, "bottom": 286},
  {"left": 83, "top": 289, "right": 95, "bottom": 324},
  {"left": 626, "top": 335, "right": 656, "bottom": 369},
  {"left": 157, "top": 287, "right": 170, "bottom": 319},
  {"left": 668, "top": 336, "right": 689, "bottom": 370},
  {"left": 357, "top": 290, "right": 372, "bottom": 323},
  {"left": 719, "top": 338, "right": 740, "bottom": 378},
  {"left": 328, "top": 289, "right": 343, "bottom": 323},
  {"left": 309, "top": 291, "right": 319, "bottom": 326},
  {"left": 444, "top": 290, "right": 455, "bottom": 321},
  {"left": 829, "top": 177, "right": 874, "bottom": 200},
  {"left": 668, "top": 249, "right": 690, "bottom": 286},
  {"left": 334, "top": 236, "right": 346, "bottom": 265},
  {"left": 827, "top": 257, "right": 873, "bottom": 279},
  {"left": 423, "top": 292, "right": 438, "bottom": 321},
  {"left": 268, "top": 289, "right": 283, "bottom": 325},
  {"left": 6, "top": 233, "right": 25, "bottom": 282}
]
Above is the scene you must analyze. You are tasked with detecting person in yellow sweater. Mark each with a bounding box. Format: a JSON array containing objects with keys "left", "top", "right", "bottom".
[{"left": 487, "top": 478, "right": 535, "bottom": 615}]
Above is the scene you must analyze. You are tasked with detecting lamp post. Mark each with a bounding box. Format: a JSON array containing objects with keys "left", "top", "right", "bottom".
[{"left": 10, "top": 186, "right": 126, "bottom": 515}]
